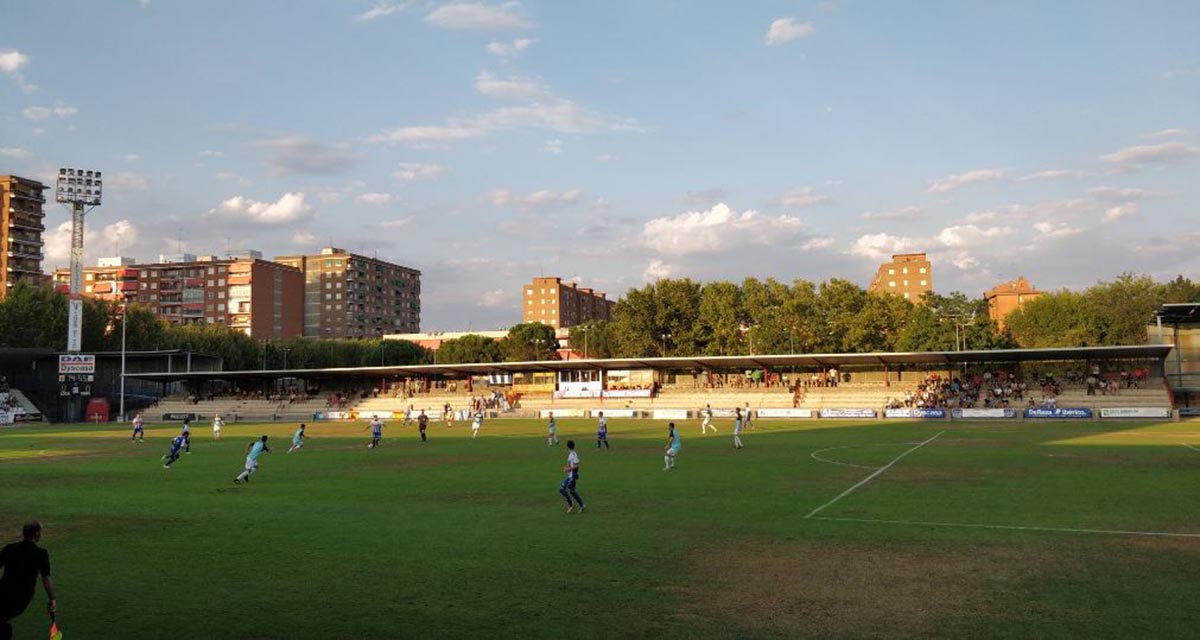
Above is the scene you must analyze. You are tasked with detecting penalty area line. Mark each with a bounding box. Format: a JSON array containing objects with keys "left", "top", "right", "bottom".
[
  {"left": 804, "top": 430, "right": 944, "bottom": 520},
  {"left": 1182, "top": 443, "right": 1200, "bottom": 453},
  {"left": 810, "top": 515, "right": 1200, "bottom": 540}
]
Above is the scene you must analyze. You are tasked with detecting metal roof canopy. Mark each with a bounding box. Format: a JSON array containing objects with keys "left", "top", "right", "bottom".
[
  {"left": 125, "top": 344, "right": 1173, "bottom": 383},
  {"left": 1155, "top": 303, "right": 1200, "bottom": 325}
]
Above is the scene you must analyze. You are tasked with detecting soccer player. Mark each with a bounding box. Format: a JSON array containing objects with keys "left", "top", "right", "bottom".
[
  {"left": 130, "top": 412, "right": 145, "bottom": 443},
  {"left": 471, "top": 410, "right": 483, "bottom": 439},
  {"left": 744, "top": 402, "right": 755, "bottom": 431},
  {"left": 663, "top": 422, "right": 681, "bottom": 470},
  {"left": 595, "top": 411, "right": 609, "bottom": 450},
  {"left": 558, "top": 440, "right": 585, "bottom": 514},
  {"left": 0, "top": 521, "right": 57, "bottom": 640},
  {"left": 417, "top": 410, "right": 428, "bottom": 442},
  {"left": 287, "top": 424, "right": 306, "bottom": 453},
  {"left": 733, "top": 407, "right": 745, "bottom": 450},
  {"left": 181, "top": 419, "right": 192, "bottom": 454},
  {"left": 234, "top": 435, "right": 270, "bottom": 483},
  {"left": 700, "top": 404, "right": 717, "bottom": 434},
  {"left": 364, "top": 417, "right": 384, "bottom": 448},
  {"left": 443, "top": 402, "right": 453, "bottom": 427},
  {"left": 402, "top": 405, "right": 414, "bottom": 426},
  {"left": 212, "top": 413, "right": 224, "bottom": 440},
  {"left": 162, "top": 434, "right": 185, "bottom": 469},
  {"left": 547, "top": 412, "right": 559, "bottom": 447}
]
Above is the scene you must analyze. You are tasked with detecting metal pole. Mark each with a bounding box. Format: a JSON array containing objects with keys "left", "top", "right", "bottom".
[
  {"left": 119, "top": 305, "right": 127, "bottom": 421},
  {"left": 67, "top": 202, "right": 85, "bottom": 353},
  {"left": 584, "top": 329, "right": 589, "bottom": 360}
]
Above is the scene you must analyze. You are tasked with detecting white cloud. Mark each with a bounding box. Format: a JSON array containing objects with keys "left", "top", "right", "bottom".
[
  {"left": 927, "top": 168, "right": 1006, "bottom": 193},
  {"left": 486, "top": 37, "right": 535, "bottom": 57},
  {"left": 210, "top": 192, "right": 313, "bottom": 226},
  {"left": 1088, "top": 187, "right": 1164, "bottom": 202},
  {"left": 641, "top": 203, "right": 807, "bottom": 255},
  {"left": 1103, "top": 204, "right": 1139, "bottom": 224},
  {"left": 292, "top": 230, "right": 317, "bottom": 246},
  {"left": 542, "top": 138, "right": 563, "bottom": 155},
  {"left": 478, "top": 289, "right": 508, "bottom": 307},
  {"left": 23, "top": 103, "right": 77, "bottom": 120},
  {"left": 963, "top": 210, "right": 999, "bottom": 224},
  {"left": 474, "top": 71, "right": 551, "bottom": 101},
  {"left": 44, "top": 219, "right": 139, "bottom": 267},
  {"left": 357, "top": 193, "right": 394, "bottom": 205},
  {"left": 368, "top": 125, "right": 482, "bottom": 145},
  {"left": 215, "top": 171, "right": 252, "bottom": 186},
  {"left": 381, "top": 217, "right": 415, "bottom": 228},
  {"left": 643, "top": 259, "right": 673, "bottom": 282},
  {"left": 426, "top": 2, "right": 531, "bottom": 30},
  {"left": 119, "top": 153, "right": 140, "bottom": 162},
  {"left": 1032, "top": 221, "right": 1081, "bottom": 239},
  {"left": 779, "top": 187, "right": 831, "bottom": 208},
  {"left": 849, "top": 233, "right": 921, "bottom": 260},
  {"left": 1100, "top": 141, "right": 1199, "bottom": 168},
  {"left": 392, "top": 162, "right": 450, "bottom": 181},
  {"left": 0, "top": 147, "right": 31, "bottom": 159},
  {"left": 106, "top": 171, "right": 151, "bottom": 191},
  {"left": 0, "top": 49, "right": 36, "bottom": 93},
  {"left": 765, "top": 17, "right": 815, "bottom": 46},
  {"left": 198, "top": 149, "right": 224, "bottom": 158},
  {"left": 860, "top": 206, "right": 924, "bottom": 221},
  {"left": 352, "top": 2, "right": 412, "bottom": 22},
  {"left": 1016, "top": 169, "right": 1090, "bottom": 181},
  {"left": 490, "top": 187, "right": 583, "bottom": 211},
  {"left": 1147, "top": 128, "right": 1190, "bottom": 139},
  {"left": 935, "top": 225, "right": 1014, "bottom": 248},
  {"left": 257, "top": 136, "right": 362, "bottom": 175},
  {"left": 801, "top": 236, "right": 836, "bottom": 251}
]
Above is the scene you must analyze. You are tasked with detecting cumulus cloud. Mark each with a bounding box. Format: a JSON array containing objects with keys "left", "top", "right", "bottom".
[
  {"left": 1088, "top": 186, "right": 1165, "bottom": 202},
  {"left": 643, "top": 259, "right": 673, "bottom": 282},
  {"left": 23, "top": 103, "right": 77, "bottom": 120},
  {"left": 426, "top": 2, "right": 531, "bottom": 30},
  {"left": 0, "top": 147, "right": 31, "bottom": 159},
  {"left": 352, "top": 1, "right": 412, "bottom": 22},
  {"left": 0, "top": 49, "right": 36, "bottom": 92},
  {"left": 292, "top": 230, "right": 317, "bottom": 246},
  {"left": 541, "top": 138, "right": 563, "bottom": 155},
  {"left": 357, "top": 193, "right": 394, "bottom": 205},
  {"left": 927, "top": 168, "right": 1007, "bottom": 193},
  {"left": 641, "top": 203, "right": 808, "bottom": 255},
  {"left": 1103, "top": 204, "right": 1139, "bottom": 223},
  {"left": 1101, "top": 141, "right": 1199, "bottom": 169},
  {"left": 1032, "top": 221, "right": 1082, "bottom": 239},
  {"left": 486, "top": 37, "right": 535, "bottom": 57},
  {"left": 381, "top": 217, "right": 415, "bottom": 228},
  {"left": 849, "top": 233, "right": 921, "bottom": 260},
  {"left": 210, "top": 192, "right": 313, "bottom": 225},
  {"left": 106, "top": 171, "right": 151, "bottom": 192},
  {"left": 198, "top": 149, "right": 224, "bottom": 158},
  {"left": 779, "top": 187, "right": 831, "bottom": 208},
  {"left": 765, "top": 17, "right": 815, "bottom": 46},
  {"left": 490, "top": 187, "right": 583, "bottom": 211},
  {"left": 257, "top": 136, "right": 363, "bottom": 175},
  {"left": 1147, "top": 128, "right": 1190, "bottom": 139},
  {"left": 801, "top": 236, "right": 836, "bottom": 251},
  {"left": 935, "top": 225, "right": 1014, "bottom": 248},
  {"left": 392, "top": 162, "right": 449, "bottom": 181},
  {"left": 474, "top": 71, "right": 551, "bottom": 101},
  {"left": 44, "top": 219, "right": 139, "bottom": 267},
  {"left": 478, "top": 289, "right": 508, "bottom": 307},
  {"left": 368, "top": 125, "right": 481, "bottom": 145},
  {"left": 860, "top": 206, "right": 924, "bottom": 221},
  {"left": 1016, "top": 169, "right": 1090, "bottom": 181}
]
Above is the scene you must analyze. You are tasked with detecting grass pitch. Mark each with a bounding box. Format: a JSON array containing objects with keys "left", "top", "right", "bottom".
[{"left": 3, "top": 417, "right": 1200, "bottom": 638}]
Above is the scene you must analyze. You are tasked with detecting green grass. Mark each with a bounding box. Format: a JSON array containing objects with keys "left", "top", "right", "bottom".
[{"left": 3, "top": 417, "right": 1200, "bottom": 638}]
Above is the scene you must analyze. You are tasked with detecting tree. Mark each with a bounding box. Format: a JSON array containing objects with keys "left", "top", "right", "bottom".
[
  {"left": 499, "top": 322, "right": 559, "bottom": 361},
  {"left": 437, "top": 334, "right": 502, "bottom": 364},
  {"left": 568, "top": 320, "right": 615, "bottom": 359}
]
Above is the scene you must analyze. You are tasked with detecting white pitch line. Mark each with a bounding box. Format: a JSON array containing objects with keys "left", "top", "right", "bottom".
[
  {"left": 810, "top": 515, "right": 1200, "bottom": 540},
  {"left": 804, "top": 430, "right": 944, "bottom": 519},
  {"left": 1182, "top": 443, "right": 1200, "bottom": 453},
  {"left": 809, "top": 442, "right": 923, "bottom": 470}
]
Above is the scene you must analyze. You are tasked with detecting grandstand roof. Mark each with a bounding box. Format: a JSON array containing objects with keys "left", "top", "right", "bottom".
[
  {"left": 1155, "top": 303, "right": 1200, "bottom": 325},
  {"left": 125, "top": 344, "right": 1172, "bottom": 382}
]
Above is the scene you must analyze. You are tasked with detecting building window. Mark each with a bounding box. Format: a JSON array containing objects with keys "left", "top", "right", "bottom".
[
  {"left": 218, "top": 303, "right": 225, "bottom": 311},
  {"left": 903, "top": 292, "right": 910, "bottom": 299},
  {"left": 920, "top": 280, "right": 927, "bottom": 286},
  {"left": 902, "top": 267, "right": 909, "bottom": 274},
  {"left": 218, "top": 279, "right": 225, "bottom": 286},
  {"left": 887, "top": 268, "right": 895, "bottom": 275},
  {"left": 903, "top": 280, "right": 909, "bottom": 286},
  {"left": 218, "top": 291, "right": 225, "bottom": 299},
  {"left": 526, "top": 289, "right": 533, "bottom": 296},
  {"left": 888, "top": 281, "right": 896, "bottom": 287},
  {"left": 919, "top": 267, "right": 927, "bottom": 274},
  {"left": 207, "top": 267, "right": 215, "bottom": 275},
  {"left": 325, "top": 293, "right": 332, "bottom": 300}
]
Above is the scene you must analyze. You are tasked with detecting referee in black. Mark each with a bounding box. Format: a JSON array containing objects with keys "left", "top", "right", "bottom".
[{"left": 0, "top": 521, "right": 56, "bottom": 640}]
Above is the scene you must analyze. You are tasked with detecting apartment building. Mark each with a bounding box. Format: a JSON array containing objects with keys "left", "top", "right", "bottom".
[
  {"left": 523, "top": 276, "right": 615, "bottom": 329},
  {"left": 984, "top": 276, "right": 1043, "bottom": 330},
  {"left": 0, "top": 175, "right": 48, "bottom": 298},
  {"left": 868, "top": 253, "right": 933, "bottom": 302},
  {"left": 274, "top": 247, "right": 421, "bottom": 339}
]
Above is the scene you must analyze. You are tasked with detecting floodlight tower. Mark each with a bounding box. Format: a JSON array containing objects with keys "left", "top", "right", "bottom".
[{"left": 55, "top": 168, "right": 102, "bottom": 353}]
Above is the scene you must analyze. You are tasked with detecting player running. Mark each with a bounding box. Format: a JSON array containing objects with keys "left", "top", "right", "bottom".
[
  {"left": 443, "top": 402, "right": 454, "bottom": 427},
  {"left": 663, "top": 422, "right": 681, "bottom": 470},
  {"left": 558, "top": 440, "right": 585, "bottom": 514},
  {"left": 130, "top": 412, "right": 145, "bottom": 442},
  {"left": 417, "top": 410, "right": 428, "bottom": 442},
  {"left": 547, "top": 412, "right": 559, "bottom": 447},
  {"left": 595, "top": 411, "right": 609, "bottom": 450},
  {"left": 162, "top": 434, "right": 185, "bottom": 469},
  {"left": 181, "top": 419, "right": 192, "bottom": 454},
  {"left": 364, "top": 417, "right": 384, "bottom": 448},
  {"left": 287, "top": 424, "right": 306, "bottom": 453},
  {"left": 471, "top": 410, "right": 484, "bottom": 439},
  {"left": 234, "top": 435, "right": 270, "bottom": 483},
  {"left": 700, "top": 404, "right": 717, "bottom": 434},
  {"left": 733, "top": 407, "right": 745, "bottom": 450},
  {"left": 212, "top": 413, "right": 224, "bottom": 440}
]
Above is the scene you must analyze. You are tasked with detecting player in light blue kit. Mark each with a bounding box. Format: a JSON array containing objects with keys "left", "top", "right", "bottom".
[
  {"left": 663, "top": 422, "right": 681, "bottom": 470},
  {"left": 595, "top": 411, "right": 609, "bottom": 450},
  {"left": 287, "top": 423, "right": 306, "bottom": 453},
  {"left": 558, "top": 440, "right": 585, "bottom": 514},
  {"left": 162, "top": 434, "right": 185, "bottom": 469},
  {"left": 546, "top": 412, "right": 559, "bottom": 447},
  {"left": 130, "top": 413, "right": 145, "bottom": 442},
  {"left": 234, "top": 435, "right": 270, "bottom": 483}
]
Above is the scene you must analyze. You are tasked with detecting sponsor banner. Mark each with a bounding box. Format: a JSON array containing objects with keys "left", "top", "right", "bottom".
[
  {"left": 323, "top": 411, "right": 350, "bottom": 420},
  {"left": 820, "top": 408, "right": 877, "bottom": 419},
  {"left": 652, "top": 409, "right": 690, "bottom": 420},
  {"left": 357, "top": 411, "right": 392, "bottom": 420},
  {"left": 604, "top": 389, "right": 653, "bottom": 398},
  {"left": 1025, "top": 407, "right": 1093, "bottom": 419},
  {"left": 58, "top": 354, "right": 96, "bottom": 374},
  {"left": 162, "top": 412, "right": 197, "bottom": 421},
  {"left": 557, "top": 389, "right": 601, "bottom": 399},
  {"left": 540, "top": 408, "right": 586, "bottom": 418},
  {"left": 708, "top": 408, "right": 738, "bottom": 418},
  {"left": 884, "top": 408, "right": 947, "bottom": 419},
  {"left": 67, "top": 299, "right": 83, "bottom": 352},
  {"left": 952, "top": 408, "right": 1016, "bottom": 419},
  {"left": 1099, "top": 407, "right": 1172, "bottom": 419},
  {"left": 591, "top": 409, "right": 637, "bottom": 418},
  {"left": 756, "top": 408, "right": 814, "bottom": 419}
]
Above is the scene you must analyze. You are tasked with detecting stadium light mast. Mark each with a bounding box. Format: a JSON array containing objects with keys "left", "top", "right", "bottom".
[{"left": 55, "top": 168, "right": 102, "bottom": 353}]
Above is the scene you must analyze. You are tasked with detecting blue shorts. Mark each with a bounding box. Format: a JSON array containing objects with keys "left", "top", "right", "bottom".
[
  {"left": 133, "top": 426, "right": 143, "bottom": 432},
  {"left": 560, "top": 473, "right": 579, "bottom": 490},
  {"left": 597, "top": 432, "right": 607, "bottom": 439}
]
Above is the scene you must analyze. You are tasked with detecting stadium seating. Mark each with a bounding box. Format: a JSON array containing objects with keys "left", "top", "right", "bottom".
[{"left": 0, "top": 389, "right": 42, "bottom": 421}]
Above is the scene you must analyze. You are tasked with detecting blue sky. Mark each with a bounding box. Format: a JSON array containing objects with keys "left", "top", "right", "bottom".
[{"left": 2, "top": 0, "right": 1198, "bottom": 330}]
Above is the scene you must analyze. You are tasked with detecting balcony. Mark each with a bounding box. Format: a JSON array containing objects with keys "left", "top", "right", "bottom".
[{"left": 7, "top": 217, "right": 45, "bottom": 233}]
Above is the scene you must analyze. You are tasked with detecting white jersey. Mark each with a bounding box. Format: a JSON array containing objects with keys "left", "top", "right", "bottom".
[
  {"left": 213, "top": 418, "right": 223, "bottom": 431},
  {"left": 566, "top": 450, "right": 580, "bottom": 476}
]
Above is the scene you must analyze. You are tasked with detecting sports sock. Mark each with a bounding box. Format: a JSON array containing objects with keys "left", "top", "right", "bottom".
[{"left": 664, "top": 455, "right": 670, "bottom": 468}]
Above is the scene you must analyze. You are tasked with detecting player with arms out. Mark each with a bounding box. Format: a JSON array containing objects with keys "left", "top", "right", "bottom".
[
  {"left": 212, "top": 413, "right": 224, "bottom": 440},
  {"left": 130, "top": 412, "right": 145, "bottom": 443},
  {"left": 546, "top": 412, "right": 559, "bottom": 447},
  {"left": 595, "top": 411, "right": 609, "bottom": 450},
  {"left": 234, "top": 436, "right": 270, "bottom": 483},
  {"left": 663, "top": 422, "right": 681, "bottom": 470},
  {"left": 162, "top": 434, "right": 185, "bottom": 469},
  {"left": 364, "top": 417, "right": 384, "bottom": 448},
  {"left": 558, "top": 440, "right": 586, "bottom": 514},
  {"left": 700, "top": 404, "right": 717, "bottom": 434},
  {"left": 287, "top": 424, "right": 306, "bottom": 453}
]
